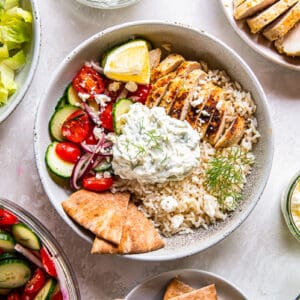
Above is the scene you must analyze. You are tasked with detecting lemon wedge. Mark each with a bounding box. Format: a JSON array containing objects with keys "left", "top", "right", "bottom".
[{"left": 103, "top": 40, "right": 151, "bottom": 85}]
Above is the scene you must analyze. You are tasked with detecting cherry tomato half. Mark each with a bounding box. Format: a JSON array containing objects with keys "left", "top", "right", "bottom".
[
  {"left": 55, "top": 142, "right": 81, "bottom": 164},
  {"left": 7, "top": 291, "right": 21, "bottom": 300},
  {"left": 128, "top": 84, "right": 152, "bottom": 104},
  {"left": 100, "top": 103, "right": 114, "bottom": 132},
  {"left": 24, "top": 268, "right": 46, "bottom": 295},
  {"left": 61, "top": 110, "right": 90, "bottom": 143},
  {"left": 0, "top": 209, "right": 18, "bottom": 226},
  {"left": 72, "top": 65, "right": 105, "bottom": 99},
  {"left": 40, "top": 247, "right": 57, "bottom": 277},
  {"left": 84, "top": 126, "right": 98, "bottom": 145},
  {"left": 21, "top": 294, "right": 33, "bottom": 300},
  {"left": 51, "top": 290, "right": 63, "bottom": 300},
  {"left": 82, "top": 177, "right": 113, "bottom": 192}
]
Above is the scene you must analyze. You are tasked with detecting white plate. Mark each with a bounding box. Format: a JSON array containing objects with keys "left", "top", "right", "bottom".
[
  {"left": 0, "top": 0, "right": 41, "bottom": 123},
  {"left": 34, "top": 21, "right": 273, "bottom": 261},
  {"left": 125, "top": 269, "right": 247, "bottom": 300},
  {"left": 219, "top": 0, "right": 300, "bottom": 71}
]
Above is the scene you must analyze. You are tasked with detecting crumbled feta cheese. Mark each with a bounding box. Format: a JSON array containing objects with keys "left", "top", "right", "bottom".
[
  {"left": 108, "top": 82, "right": 121, "bottom": 92},
  {"left": 161, "top": 196, "right": 178, "bottom": 213},
  {"left": 103, "top": 171, "right": 111, "bottom": 178},
  {"left": 171, "top": 215, "right": 184, "bottom": 230},
  {"left": 78, "top": 93, "right": 90, "bottom": 102},
  {"left": 93, "top": 127, "right": 104, "bottom": 139},
  {"left": 96, "top": 173, "right": 103, "bottom": 179},
  {"left": 203, "top": 195, "right": 218, "bottom": 218},
  {"left": 224, "top": 196, "right": 235, "bottom": 211},
  {"left": 94, "top": 94, "right": 111, "bottom": 107},
  {"left": 125, "top": 81, "right": 138, "bottom": 93}
]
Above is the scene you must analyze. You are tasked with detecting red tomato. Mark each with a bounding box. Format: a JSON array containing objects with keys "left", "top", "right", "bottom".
[
  {"left": 72, "top": 65, "right": 105, "bottom": 99},
  {"left": 55, "top": 142, "right": 81, "bottom": 164},
  {"left": 0, "top": 209, "right": 18, "bottom": 225},
  {"left": 51, "top": 290, "right": 63, "bottom": 300},
  {"left": 24, "top": 268, "right": 46, "bottom": 295},
  {"left": 82, "top": 177, "right": 113, "bottom": 192},
  {"left": 84, "top": 126, "right": 97, "bottom": 145},
  {"left": 100, "top": 103, "right": 114, "bottom": 132},
  {"left": 40, "top": 247, "right": 57, "bottom": 277},
  {"left": 61, "top": 110, "right": 90, "bottom": 143},
  {"left": 7, "top": 291, "right": 21, "bottom": 300},
  {"left": 128, "top": 84, "right": 152, "bottom": 104},
  {"left": 21, "top": 294, "right": 33, "bottom": 300}
]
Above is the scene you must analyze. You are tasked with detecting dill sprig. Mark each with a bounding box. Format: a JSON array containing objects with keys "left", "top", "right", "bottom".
[{"left": 204, "top": 147, "right": 253, "bottom": 210}]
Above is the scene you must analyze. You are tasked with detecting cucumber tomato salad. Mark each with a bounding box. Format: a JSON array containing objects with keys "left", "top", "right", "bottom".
[
  {"left": 0, "top": 208, "right": 63, "bottom": 300},
  {"left": 45, "top": 39, "right": 152, "bottom": 193}
]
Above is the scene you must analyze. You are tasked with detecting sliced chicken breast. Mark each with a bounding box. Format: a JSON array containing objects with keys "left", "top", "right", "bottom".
[
  {"left": 247, "top": 0, "right": 299, "bottom": 34},
  {"left": 151, "top": 54, "right": 185, "bottom": 82},
  {"left": 234, "top": 0, "right": 277, "bottom": 20},
  {"left": 275, "top": 21, "right": 300, "bottom": 56},
  {"left": 149, "top": 48, "right": 162, "bottom": 69},
  {"left": 263, "top": 1, "right": 300, "bottom": 41},
  {"left": 169, "top": 69, "right": 206, "bottom": 120},
  {"left": 175, "top": 61, "right": 201, "bottom": 76},
  {"left": 215, "top": 115, "right": 245, "bottom": 148}
]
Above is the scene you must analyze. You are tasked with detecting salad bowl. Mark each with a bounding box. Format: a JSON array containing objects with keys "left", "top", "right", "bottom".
[
  {"left": 0, "top": 0, "right": 41, "bottom": 123},
  {"left": 34, "top": 21, "right": 273, "bottom": 261}
]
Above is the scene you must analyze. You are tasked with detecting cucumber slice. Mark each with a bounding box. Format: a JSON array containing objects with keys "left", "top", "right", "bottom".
[
  {"left": 34, "top": 278, "right": 57, "bottom": 300},
  {"left": 0, "top": 288, "right": 11, "bottom": 295},
  {"left": 67, "top": 84, "right": 82, "bottom": 107},
  {"left": 0, "top": 232, "right": 15, "bottom": 252},
  {"left": 112, "top": 98, "right": 133, "bottom": 135},
  {"left": 45, "top": 142, "right": 75, "bottom": 178},
  {"left": 0, "top": 253, "right": 19, "bottom": 261},
  {"left": 0, "top": 259, "right": 31, "bottom": 289},
  {"left": 49, "top": 105, "right": 79, "bottom": 141},
  {"left": 12, "top": 223, "right": 41, "bottom": 250},
  {"left": 55, "top": 96, "right": 68, "bottom": 111},
  {"left": 94, "top": 161, "right": 112, "bottom": 172}
]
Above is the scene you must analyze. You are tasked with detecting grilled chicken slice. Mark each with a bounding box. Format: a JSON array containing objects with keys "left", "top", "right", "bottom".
[
  {"left": 146, "top": 72, "right": 176, "bottom": 108},
  {"left": 151, "top": 54, "right": 185, "bottom": 82},
  {"left": 263, "top": 2, "right": 300, "bottom": 41},
  {"left": 247, "top": 0, "right": 299, "bottom": 34},
  {"left": 234, "top": 0, "right": 277, "bottom": 20},
  {"left": 215, "top": 115, "right": 245, "bottom": 148},
  {"left": 149, "top": 48, "right": 162, "bottom": 69},
  {"left": 275, "top": 21, "right": 300, "bottom": 56},
  {"left": 205, "top": 101, "right": 228, "bottom": 146},
  {"left": 175, "top": 61, "right": 201, "bottom": 76},
  {"left": 169, "top": 69, "right": 206, "bottom": 120}
]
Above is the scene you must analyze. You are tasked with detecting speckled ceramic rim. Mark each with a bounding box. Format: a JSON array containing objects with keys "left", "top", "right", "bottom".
[
  {"left": 218, "top": 0, "right": 300, "bottom": 72},
  {"left": 125, "top": 269, "right": 247, "bottom": 299},
  {"left": 34, "top": 20, "right": 274, "bottom": 262},
  {"left": 0, "top": 198, "right": 81, "bottom": 299},
  {"left": 75, "top": 0, "right": 141, "bottom": 9},
  {"left": 0, "top": 0, "right": 41, "bottom": 123}
]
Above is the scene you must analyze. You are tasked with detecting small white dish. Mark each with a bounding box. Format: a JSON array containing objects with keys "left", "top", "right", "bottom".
[
  {"left": 125, "top": 269, "right": 247, "bottom": 300},
  {"left": 219, "top": 0, "right": 300, "bottom": 71},
  {"left": 0, "top": 0, "right": 41, "bottom": 123}
]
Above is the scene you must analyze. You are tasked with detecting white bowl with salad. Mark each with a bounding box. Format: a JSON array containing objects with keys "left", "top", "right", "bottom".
[
  {"left": 0, "top": 198, "right": 80, "bottom": 299},
  {"left": 34, "top": 21, "right": 273, "bottom": 261},
  {"left": 0, "top": 0, "right": 40, "bottom": 123}
]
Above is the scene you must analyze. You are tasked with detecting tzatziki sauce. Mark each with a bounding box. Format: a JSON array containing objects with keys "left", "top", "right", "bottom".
[{"left": 111, "top": 103, "right": 200, "bottom": 184}]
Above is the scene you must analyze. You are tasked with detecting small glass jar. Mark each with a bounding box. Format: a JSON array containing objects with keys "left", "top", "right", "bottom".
[
  {"left": 0, "top": 198, "right": 80, "bottom": 299},
  {"left": 281, "top": 173, "right": 300, "bottom": 242},
  {"left": 75, "top": 0, "right": 141, "bottom": 9}
]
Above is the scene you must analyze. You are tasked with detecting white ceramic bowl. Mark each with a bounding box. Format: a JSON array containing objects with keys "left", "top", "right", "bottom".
[
  {"left": 0, "top": 0, "right": 41, "bottom": 123},
  {"left": 125, "top": 269, "right": 247, "bottom": 299},
  {"left": 34, "top": 21, "right": 273, "bottom": 261},
  {"left": 219, "top": 0, "right": 300, "bottom": 71},
  {"left": 75, "top": 0, "right": 141, "bottom": 9}
]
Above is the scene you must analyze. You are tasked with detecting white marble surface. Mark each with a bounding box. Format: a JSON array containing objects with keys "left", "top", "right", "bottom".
[{"left": 0, "top": 0, "right": 300, "bottom": 299}]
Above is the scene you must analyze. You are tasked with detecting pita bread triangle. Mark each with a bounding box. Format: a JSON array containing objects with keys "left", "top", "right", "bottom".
[
  {"left": 163, "top": 278, "right": 194, "bottom": 300},
  {"left": 170, "top": 284, "right": 217, "bottom": 300}
]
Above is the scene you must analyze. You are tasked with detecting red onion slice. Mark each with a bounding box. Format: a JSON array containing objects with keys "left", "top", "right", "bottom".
[
  {"left": 83, "top": 103, "right": 101, "bottom": 126},
  {"left": 14, "top": 243, "right": 43, "bottom": 268}
]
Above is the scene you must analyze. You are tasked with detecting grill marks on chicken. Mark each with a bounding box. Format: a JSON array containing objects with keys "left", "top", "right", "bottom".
[{"left": 146, "top": 54, "right": 246, "bottom": 148}]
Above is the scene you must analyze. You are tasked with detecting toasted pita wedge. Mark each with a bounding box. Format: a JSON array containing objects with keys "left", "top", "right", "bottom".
[
  {"left": 163, "top": 278, "right": 194, "bottom": 300},
  {"left": 170, "top": 284, "right": 217, "bottom": 300},
  {"left": 91, "top": 203, "right": 164, "bottom": 254},
  {"left": 62, "top": 190, "right": 130, "bottom": 245}
]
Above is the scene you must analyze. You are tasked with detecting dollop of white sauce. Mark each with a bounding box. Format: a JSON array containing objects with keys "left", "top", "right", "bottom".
[{"left": 112, "top": 103, "right": 200, "bottom": 184}]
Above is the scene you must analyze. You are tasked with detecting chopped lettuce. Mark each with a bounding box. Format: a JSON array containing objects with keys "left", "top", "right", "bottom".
[{"left": 0, "top": 0, "right": 32, "bottom": 106}]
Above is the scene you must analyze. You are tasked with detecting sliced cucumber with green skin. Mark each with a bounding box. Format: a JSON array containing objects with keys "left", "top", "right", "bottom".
[
  {"left": 0, "top": 253, "right": 19, "bottom": 261},
  {"left": 0, "top": 232, "right": 15, "bottom": 252},
  {"left": 113, "top": 98, "right": 133, "bottom": 135},
  {"left": 34, "top": 278, "right": 57, "bottom": 300},
  {"left": 67, "top": 84, "right": 82, "bottom": 107},
  {"left": 12, "top": 223, "right": 41, "bottom": 250},
  {"left": 94, "top": 160, "right": 112, "bottom": 172},
  {"left": 45, "top": 142, "right": 75, "bottom": 179},
  {"left": 101, "top": 38, "right": 152, "bottom": 68},
  {"left": 55, "top": 96, "right": 68, "bottom": 111},
  {"left": 49, "top": 105, "right": 79, "bottom": 141},
  {"left": 0, "top": 288, "right": 11, "bottom": 295},
  {"left": 0, "top": 259, "right": 31, "bottom": 289}
]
